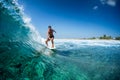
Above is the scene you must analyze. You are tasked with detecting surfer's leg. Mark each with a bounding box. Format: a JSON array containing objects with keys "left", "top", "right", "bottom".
[
  {"left": 45, "top": 38, "right": 50, "bottom": 46},
  {"left": 51, "top": 38, "right": 54, "bottom": 48}
]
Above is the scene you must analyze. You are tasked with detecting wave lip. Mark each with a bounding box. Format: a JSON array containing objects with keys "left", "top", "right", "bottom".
[{"left": 0, "top": 0, "right": 43, "bottom": 52}]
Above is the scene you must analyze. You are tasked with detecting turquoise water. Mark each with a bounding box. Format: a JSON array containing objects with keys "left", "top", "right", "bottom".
[
  {"left": 54, "top": 40, "right": 120, "bottom": 80},
  {"left": 0, "top": 0, "right": 120, "bottom": 80}
]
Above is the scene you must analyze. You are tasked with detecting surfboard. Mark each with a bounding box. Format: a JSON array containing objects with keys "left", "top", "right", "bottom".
[
  {"left": 48, "top": 47, "right": 55, "bottom": 50},
  {"left": 46, "top": 45, "right": 56, "bottom": 50},
  {"left": 49, "top": 47, "right": 57, "bottom": 53}
]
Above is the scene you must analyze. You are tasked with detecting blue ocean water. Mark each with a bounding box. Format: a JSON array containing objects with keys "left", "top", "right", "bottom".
[{"left": 0, "top": 0, "right": 120, "bottom": 80}]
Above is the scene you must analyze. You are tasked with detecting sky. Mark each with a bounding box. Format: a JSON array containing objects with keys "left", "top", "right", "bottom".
[{"left": 18, "top": 0, "right": 120, "bottom": 38}]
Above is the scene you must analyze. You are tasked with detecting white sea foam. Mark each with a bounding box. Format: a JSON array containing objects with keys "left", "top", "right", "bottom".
[
  {"left": 54, "top": 39, "right": 120, "bottom": 47},
  {"left": 15, "top": 0, "right": 42, "bottom": 43}
]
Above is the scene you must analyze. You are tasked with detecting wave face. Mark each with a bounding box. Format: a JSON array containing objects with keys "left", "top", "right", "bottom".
[
  {"left": 0, "top": 0, "right": 42, "bottom": 50},
  {"left": 0, "top": 0, "right": 120, "bottom": 80},
  {"left": 0, "top": 0, "right": 60, "bottom": 80}
]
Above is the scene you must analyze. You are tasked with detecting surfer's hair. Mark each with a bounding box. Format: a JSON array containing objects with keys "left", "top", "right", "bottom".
[{"left": 48, "top": 26, "right": 51, "bottom": 28}]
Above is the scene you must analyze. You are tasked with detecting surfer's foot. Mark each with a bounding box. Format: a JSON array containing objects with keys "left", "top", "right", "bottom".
[{"left": 52, "top": 44, "right": 54, "bottom": 48}]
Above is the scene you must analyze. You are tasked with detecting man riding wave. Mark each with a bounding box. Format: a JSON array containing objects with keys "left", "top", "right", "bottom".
[{"left": 45, "top": 26, "right": 56, "bottom": 48}]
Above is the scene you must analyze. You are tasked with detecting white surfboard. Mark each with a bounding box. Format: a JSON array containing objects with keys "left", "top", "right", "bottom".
[{"left": 48, "top": 47, "right": 56, "bottom": 50}]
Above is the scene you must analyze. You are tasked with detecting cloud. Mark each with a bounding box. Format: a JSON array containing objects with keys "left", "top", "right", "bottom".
[
  {"left": 93, "top": 6, "right": 98, "bottom": 10},
  {"left": 107, "top": 0, "right": 116, "bottom": 6},
  {"left": 100, "top": 0, "right": 116, "bottom": 7}
]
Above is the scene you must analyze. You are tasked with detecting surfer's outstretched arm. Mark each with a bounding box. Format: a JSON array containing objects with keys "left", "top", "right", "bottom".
[{"left": 53, "top": 29, "right": 56, "bottom": 33}]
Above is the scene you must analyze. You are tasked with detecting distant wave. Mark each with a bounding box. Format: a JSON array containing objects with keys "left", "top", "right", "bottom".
[{"left": 55, "top": 39, "right": 120, "bottom": 47}]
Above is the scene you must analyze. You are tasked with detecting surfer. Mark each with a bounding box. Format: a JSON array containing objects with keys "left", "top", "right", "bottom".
[{"left": 45, "top": 26, "right": 56, "bottom": 48}]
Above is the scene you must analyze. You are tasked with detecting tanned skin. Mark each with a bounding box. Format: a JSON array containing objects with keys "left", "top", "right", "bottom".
[{"left": 45, "top": 26, "right": 56, "bottom": 48}]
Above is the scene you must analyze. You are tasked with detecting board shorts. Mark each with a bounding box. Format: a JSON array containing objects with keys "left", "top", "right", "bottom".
[{"left": 49, "top": 35, "right": 54, "bottom": 38}]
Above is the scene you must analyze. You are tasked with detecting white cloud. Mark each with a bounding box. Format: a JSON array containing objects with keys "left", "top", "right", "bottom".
[
  {"left": 93, "top": 6, "right": 98, "bottom": 10},
  {"left": 100, "top": 0, "right": 116, "bottom": 7},
  {"left": 107, "top": 0, "right": 116, "bottom": 6}
]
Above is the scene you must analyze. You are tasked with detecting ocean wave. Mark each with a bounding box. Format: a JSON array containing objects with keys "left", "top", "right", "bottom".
[
  {"left": 0, "top": 0, "right": 42, "bottom": 52},
  {"left": 0, "top": 0, "right": 58, "bottom": 79}
]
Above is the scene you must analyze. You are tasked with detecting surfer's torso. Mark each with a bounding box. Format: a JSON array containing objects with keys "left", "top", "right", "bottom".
[{"left": 48, "top": 29, "right": 54, "bottom": 38}]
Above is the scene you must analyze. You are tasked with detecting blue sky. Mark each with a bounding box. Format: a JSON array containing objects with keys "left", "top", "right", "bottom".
[{"left": 19, "top": 0, "right": 120, "bottom": 38}]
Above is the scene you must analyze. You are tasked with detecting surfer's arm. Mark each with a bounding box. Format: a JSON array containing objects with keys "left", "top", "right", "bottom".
[{"left": 53, "top": 29, "right": 56, "bottom": 33}]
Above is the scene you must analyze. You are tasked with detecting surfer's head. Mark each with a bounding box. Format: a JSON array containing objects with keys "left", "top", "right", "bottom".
[{"left": 48, "top": 26, "right": 51, "bottom": 29}]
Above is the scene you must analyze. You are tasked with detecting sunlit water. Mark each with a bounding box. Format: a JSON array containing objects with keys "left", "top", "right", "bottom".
[{"left": 53, "top": 39, "right": 120, "bottom": 80}]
